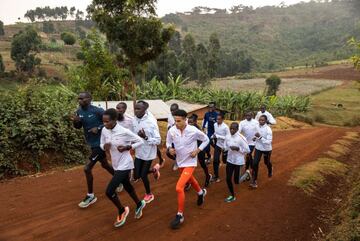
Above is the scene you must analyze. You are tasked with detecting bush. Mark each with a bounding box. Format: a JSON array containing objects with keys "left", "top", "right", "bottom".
[
  {"left": 0, "top": 20, "right": 4, "bottom": 36},
  {"left": 40, "top": 41, "right": 64, "bottom": 52},
  {"left": 0, "top": 81, "right": 88, "bottom": 179},
  {"left": 61, "top": 32, "right": 76, "bottom": 45},
  {"left": 0, "top": 54, "right": 5, "bottom": 74},
  {"left": 43, "top": 21, "right": 55, "bottom": 33},
  {"left": 265, "top": 75, "right": 282, "bottom": 96},
  {"left": 76, "top": 51, "right": 85, "bottom": 60}
]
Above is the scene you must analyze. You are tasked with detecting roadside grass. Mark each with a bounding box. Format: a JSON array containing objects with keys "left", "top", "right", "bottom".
[
  {"left": 305, "top": 81, "right": 360, "bottom": 126},
  {"left": 288, "top": 131, "right": 359, "bottom": 195}
]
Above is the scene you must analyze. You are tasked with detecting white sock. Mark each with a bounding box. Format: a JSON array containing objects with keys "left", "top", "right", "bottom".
[
  {"left": 177, "top": 212, "right": 183, "bottom": 217},
  {"left": 197, "top": 189, "right": 204, "bottom": 195},
  {"left": 87, "top": 193, "right": 94, "bottom": 198}
]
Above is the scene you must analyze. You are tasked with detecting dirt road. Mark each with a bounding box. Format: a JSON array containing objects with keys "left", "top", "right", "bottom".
[{"left": 0, "top": 127, "right": 346, "bottom": 241}]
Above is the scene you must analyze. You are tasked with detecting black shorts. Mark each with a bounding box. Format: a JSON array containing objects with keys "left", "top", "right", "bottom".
[{"left": 89, "top": 147, "right": 106, "bottom": 162}]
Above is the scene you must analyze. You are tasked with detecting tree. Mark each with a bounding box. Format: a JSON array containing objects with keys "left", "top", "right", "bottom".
[
  {"left": 207, "top": 33, "right": 221, "bottom": 78},
  {"left": 61, "top": 32, "right": 76, "bottom": 45},
  {"left": 349, "top": 37, "right": 360, "bottom": 70},
  {"left": 179, "top": 33, "right": 197, "bottom": 80},
  {"left": 195, "top": 43, "right": 209, "bottom": 86},
  {"left": 0, "top": 20, "right": 4, "bottom": 36},
  {"left": 70, "top": 7, "right": 76, "bottom": 18},
  {"left": 0, "top": 54, "right": 5, "bottom": 74},
  {"left": 11, "top": 26, "right": 41, "bottom": 73},
  {"left": 265, "top": 75, "right": 282, "bottom": 96},
  {"left": 169, "top": 31, "right": 182, "bottom": 56},
  {"left": 88, "top": 0, "right": 174, "bottom": 106}
]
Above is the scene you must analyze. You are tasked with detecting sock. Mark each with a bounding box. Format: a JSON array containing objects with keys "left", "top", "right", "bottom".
[
  {"left": 87, "top": 193, "right": 94, "bottom": 198},
  {"left": 197, "top": 189, "right": 204, "bottom": 195},
  {"left": 177, "top": 212, "right": 183, "bottom": 217}
]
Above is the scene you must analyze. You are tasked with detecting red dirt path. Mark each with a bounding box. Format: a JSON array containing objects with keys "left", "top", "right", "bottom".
[{"left": 0, "top": 127, "right": 346, "bottom": 241}]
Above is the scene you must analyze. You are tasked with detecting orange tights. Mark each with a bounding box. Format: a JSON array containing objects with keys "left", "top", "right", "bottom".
[{"left": 176, "top": 167, "right": 201, "bottom": 213}]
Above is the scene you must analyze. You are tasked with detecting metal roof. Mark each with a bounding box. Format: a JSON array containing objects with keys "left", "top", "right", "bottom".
[
  {"left": 92, "top": 100, "right": 171, "bottom": 120},
  {"left": 165, "top": 99, "right": 208, "bottom": 113}
]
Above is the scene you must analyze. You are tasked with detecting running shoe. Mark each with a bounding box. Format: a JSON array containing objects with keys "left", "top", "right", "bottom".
[
  {"left": 197, "top": 189, "right": 207, "bottom": 206},
  {"left": 210, "top": 176, "right": 221, "bottom": 183},
  {"left": 143, "top": 193, "right": 154, "bottom": 203},
  {"left": 249, "top": 181, "right": 258, "bottom": 189},
  {"left": 268, "top": 167, "right": 273, "bottom": 178},
  {"left": 170, "top": 214, "right": 184, "bottom": 229},
  {"left": 114, "top": 206, "right": 130, "bottom": 228},
  {"left": 78, "top": 195, "right": 97, "bottom": 208},
  {"left": 172, "top": 163, "right": 179, "bottom": 171},
  {"left": 225, "top": 196, "right": 236, "bottom": 203},
  {"left": 153, "top": 164, "right": 161, "bottom": 180},
  {"left": 135, "top": 200, "right": 146, "bottom": 219},
  {"left": 116, "top": 183, "right": 124, "bottom": 193},
  {"left": 184, "top": 183, "right": 192, "bottom": 191},
  {"left": 205, "top": 174, "right": 212, "bottom": 187}
]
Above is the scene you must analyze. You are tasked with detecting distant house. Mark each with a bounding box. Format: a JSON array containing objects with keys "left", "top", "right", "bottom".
[
  {"left": 165, "top": 99, "right": 209, "bottom": 118},
  {"left": 92, "top": 100, "right": 171, "bottom": 120}
]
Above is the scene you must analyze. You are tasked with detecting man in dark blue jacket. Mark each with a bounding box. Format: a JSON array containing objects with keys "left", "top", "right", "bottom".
[
  {"left": 71, "top": 92, "right": 115, "bottom": 208},
  {"left": 202, "top": 102, "right": 218, "bottom": 161}
]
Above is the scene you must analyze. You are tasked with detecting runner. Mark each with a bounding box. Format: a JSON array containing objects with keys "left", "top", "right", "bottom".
[
  {"left": 239, "top": 111, "right": 258, "bottom": 173},
  {"left": 202, "top": 102, "right": 218, "bottom": 162},
  {"left": 116, "top": 102, "right": 133, "bottom": 131},
  {"left": 101, "top": 108, "right": 146, "bottom": 227},
  {"left": 133, "top": 101, "right": 162, "bottom": 203},
  {"left": 167, "top": 103, "right": 180, "bottom": 171},
  {"left": 188, "top": 114, "right": 212, "bottom": 187},
  {"left": 211, "top": 113, "right": 230, "bottom": 183},
  {"left": 223, "top": 122, "right": 250, "bottom": 202},
  {"left": 255, "top": 105, "right": 276, "bottom": 125},
  {"left": 71, "top": 92, "right": 115, "bottom": 208},
  {"left": 250, "top": 115, "right": 274, "bottom": 189},
  {"left": 167, "top": 109, "right": 209, "bottom": 229}
]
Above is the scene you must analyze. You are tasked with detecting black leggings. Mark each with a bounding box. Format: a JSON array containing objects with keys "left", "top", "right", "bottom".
[
  {"left": 106, "top": 170, "right": 140, "bottom": 215},
  {"left": 213, "top": 145, "right": 228, "bottom": 178},
  {"left": 245, "top": 145, "right": 255, "bottom": 170},
  {"left": 253, "top": 149, "right": 272, "bottom": 181},
  {"left": 134, "top": 158, "right": 153, "bottom": 194},
  {"left": 226, "top": 163, "right": 242, "bottom": 197},
  {"left": 198, "top": 150, "right": 210, "bottom": 181}
]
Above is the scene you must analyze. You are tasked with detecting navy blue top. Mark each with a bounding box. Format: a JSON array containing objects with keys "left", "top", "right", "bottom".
[
  {"left": 202, "top": 111, "right": 218, "bottom": 136},
  {"left": 74, "top": 105, "right": 104, "bottom": 148}
]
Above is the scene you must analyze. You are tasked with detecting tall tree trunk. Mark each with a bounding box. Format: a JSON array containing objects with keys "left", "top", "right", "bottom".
[{"left": 130, "top": 64, "right": 137, "bottom": 110}]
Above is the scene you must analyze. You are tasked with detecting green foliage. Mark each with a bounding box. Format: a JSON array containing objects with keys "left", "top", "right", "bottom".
[
  {"left": 266, "top": 75, "right": 282, "bottom": 96},
  {"left": 0, "top": 54, "right": 5, "bottom": 74},
  {"left": 40, "top": 41, "right": 64, "bottom": 52},
  {"left": 88, "top": 0, "right": 175, "bottom": 103},
  {"left": 42, "top": 21, "right": 55, "bottom": 33},
  {"left": 61, "top": 32, "right": 76, "bottom": 45},
  {"left": 25, "top": 6, "right": 71, "bottom": 22},
  {"left": 66, "top": 30, "right": 128, "bottom": 100},
  {"left": 348, "top": 37, "right": 360, "bottom": 69},
  {"left": 0, "top": 81, "right": 88, "bottom": 179},
  {"left": 0, "top": 20, "right": 4, "bottom": 36},
  {"left": 137, "top": 75, "right": 310, "bottom": 120},
  {"left": 11, "top": 26, "right": 42, "bottom": 73}
]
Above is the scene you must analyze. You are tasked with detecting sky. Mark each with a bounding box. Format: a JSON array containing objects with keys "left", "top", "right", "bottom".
[{"left": 0, "top": 0, "right": 308, "bottom": 25}]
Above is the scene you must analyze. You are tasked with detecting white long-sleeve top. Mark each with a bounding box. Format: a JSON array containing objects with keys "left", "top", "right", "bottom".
[
  {"left": 239, "top": 118, "right": 259, "bottom": 146},
  {"left": 166, "top": 125, "right": 210, "bottom": 168},
  {"left": 255, "top": 111, "right": 276, "bottom": 125},
  {"left": 100, "top": 124, "right": 143, "bottom": 171},
  {"left": 213, "top": 122, "right": 230, "bottom": 149},
  {"left": 254, "top": 124, "right": 273, "bottom": 151},
  {"left": 132, "top": 113, "right": 161, "bottom": 160},
  {"left": 224, "top": 132, "right": 250, "bottom": 165},
  {"left": 167, "top": 114, "right": 175, "bottom": 129},
  {"left": 117, "top": 113, "right": 134, "bottom": 131}
]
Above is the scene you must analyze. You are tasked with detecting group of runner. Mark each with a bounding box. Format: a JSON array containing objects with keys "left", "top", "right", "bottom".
[{"left": 71, "top": 92, "right": 276, "bottom": 229}]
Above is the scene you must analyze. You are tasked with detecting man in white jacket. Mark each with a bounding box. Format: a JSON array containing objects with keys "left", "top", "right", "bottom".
[
  {"left": 251, "top": 115, "right": 274, "bottom": 188},
  {"left": 255, "top": 105, "right": 276, "bottom": 125},
  {"left": 132, "top": 101, "right": 162, "bottom": 204},
  {"left": 167, "top": 109, "right": 209, "bottom": 229},
  {"left": 239, "top": 111, "right": 258, "bottom": 172}
]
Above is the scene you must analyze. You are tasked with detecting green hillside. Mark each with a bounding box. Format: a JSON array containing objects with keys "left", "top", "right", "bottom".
[{"left": 162, "top": 0, "right": 360, "bottom": 70}]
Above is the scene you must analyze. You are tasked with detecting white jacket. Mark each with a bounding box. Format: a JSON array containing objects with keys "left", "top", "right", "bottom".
[
  {"left": 255, "top": 111, "right": 276, "bottom": 125},
  {"left": 213, "top": 122, "right": 230, "bottom": 149},
  {"left": 132, "top": 113, "right": 161, "bottom": 160},
  {"left": 239, "top": 119, "right": 259, "bottom": 146},
  {"left": 254, "top": 124, "right": 273, "bottom": 151},
  {"left": 100, "top": 124, "right": 143, "bottom": 171},
  {"left": 224, "top": 133, "right": 250, "bottom": 165},
  {"left": 117, "top": 112, "right": 134, "bottom": 131},
  {"left": 166, "top": 125, "right": 209, "bottom": 168}
]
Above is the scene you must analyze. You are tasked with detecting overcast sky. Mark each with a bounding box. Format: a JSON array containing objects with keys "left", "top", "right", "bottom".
[{"left": 0, "top": 0, "right": 309, "bottom": 25}]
